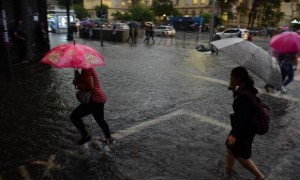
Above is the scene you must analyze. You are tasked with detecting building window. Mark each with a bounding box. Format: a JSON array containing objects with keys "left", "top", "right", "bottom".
[
  {"left": 201, "top": 0, "right": 206, "bottom": 3},
  {"left": 121, "top": 2, "right": 126, "bottom": 6},
  {"left": 175, "top": 0, "right": 179, "bottom": 5},
  {"left": 193, "top": 0, "right": 197, "bottom": 5},
  {"left": 186, "top": 0, "right": 191, "bottom": 5},
  {"left": 128, "top": 0, "right": 132, "bottom": 3}
]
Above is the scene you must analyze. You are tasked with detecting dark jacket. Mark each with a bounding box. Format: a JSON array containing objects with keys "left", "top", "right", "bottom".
[{"left": 230, "top": 86, "right": 257, "bottom": 138}]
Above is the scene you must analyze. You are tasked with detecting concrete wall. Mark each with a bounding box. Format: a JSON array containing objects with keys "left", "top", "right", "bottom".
[{"left": 79, "top": 28, "right": 145, "bottom": 42}]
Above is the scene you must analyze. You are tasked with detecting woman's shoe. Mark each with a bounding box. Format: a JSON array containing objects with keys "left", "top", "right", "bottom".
[
  {"left": 77, "top": 135, "right": 91, "bottom": 145},
  {"left": 100, "top": 137, "right": 114, "bottom": 144}
]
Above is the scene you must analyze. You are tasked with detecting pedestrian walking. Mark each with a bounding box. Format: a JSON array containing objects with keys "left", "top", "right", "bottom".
[
  {"left": 71, "top": 68, "right": 113, "bottom": 145},
  {"left": 112, "top": 25, "right": 117, "bottom": 42},
  {"left": 133, "top": 27, "right": 138, "bottom": 44},
  {"left": 149, "top": 26, "right": 155, "bottom": 43},
  {"left": 88, "top": 26, "right": 93, "bottom": 40},
  {"left": 126, "top": 28, "right": 134, "bottom": 43},
  {"left": 144, "top": 26, "right": 150, "bottom": 43},
  {"left": 13, "top": 20, "right": 28, "bottom": 63},
  {"left": 247, "top": 32, "right": 253, "bottom": 42},
  {"left": 72, "top": 23, "right": 78, "bottom": 37},
  {"left": 279, "top": 53, "right": 298, "bottom": 92},
  {"left": 226, "top": 66, "right": 266, "bottom": 180}
]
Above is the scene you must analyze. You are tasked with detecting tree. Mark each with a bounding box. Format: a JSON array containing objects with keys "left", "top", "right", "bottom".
[
  {"left": 260, "top": 0, "right": 283, "bottom": 27},
  {"left": 57, "top": 0, "right": 83, "bottom": 6},
  {"left": 170, "top": 8, "right": 182, "bottom": 17},
  {"left": 218, "top": 0, "right": 238, "bottom": 15},
  {"left": 247, "top": 0, "right": 284, "bottom": 27},
  {"left": 95, "top": 5, "right": 109, "bottom": 19},
  {"left": 151, "top": 0, "right": 174, "bottom": 17},
  {"left": 111, "top": 11, "right": 132, "bottom": 21},
  {"left": 129, "top": 5, "right": 155, "bottom": 22},
  {"left": 73, "top": 3, "right": 90, "bottom": 19}
]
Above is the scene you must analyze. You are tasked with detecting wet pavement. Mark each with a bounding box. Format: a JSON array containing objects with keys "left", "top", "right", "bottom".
[{"left": 0, "top": 33, "right": 300, "bottom": 180}]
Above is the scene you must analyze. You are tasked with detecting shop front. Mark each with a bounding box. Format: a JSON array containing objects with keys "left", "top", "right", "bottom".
[{"left": 47, "top": 9, "right": 75, "bottom": 34}]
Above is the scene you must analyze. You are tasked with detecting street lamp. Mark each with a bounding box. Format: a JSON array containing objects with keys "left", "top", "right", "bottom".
[
  {"left": 209, "top": 0, "right": 216, "bottom": 43},
  {"left": 100, "top": 0, "right": 103, "bottom": 46},
  {"left": 66, "top": 0, "right": 73, "bottom": 41}
]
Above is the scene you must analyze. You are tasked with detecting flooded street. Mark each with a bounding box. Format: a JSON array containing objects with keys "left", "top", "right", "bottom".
[{"left": 0, "top": 33, "right": 300, "bottom": 179}]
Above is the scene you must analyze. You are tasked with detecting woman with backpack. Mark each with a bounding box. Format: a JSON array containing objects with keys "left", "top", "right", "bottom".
[{"left": 226, "top": 66, "right": 266, "bottom": 180}]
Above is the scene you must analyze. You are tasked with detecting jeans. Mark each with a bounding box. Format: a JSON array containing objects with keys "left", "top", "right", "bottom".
[
  {"left": 281, "top": 63, "right": 294, "bottom": 86},
  {"left": 70, "top": 102, "right": 111, "bottom": 139}
]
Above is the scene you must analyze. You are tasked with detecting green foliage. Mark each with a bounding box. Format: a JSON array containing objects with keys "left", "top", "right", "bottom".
[
  {"left": 111, "top": 11, "right": 132, "bottom": 21},
  {"left": 171, "top": 8, "right": 182, "bottom": 17},
  {"left": 259, "top": 0, "right": 283, "bottom": 27},
  {"left": 151, "top": 0, "right": 174, "bottom": 16},
  {"left": 129, "top": 5, "right": 155, "bottom": 22},
  {"left": 202, "top": 12, "right": 211, "bottom": 24},
  {"left": 95, "top": 5, "right": 109, "bottom": 18},
  {"left": 111, "top": 5, "right": 154, "bottom": 22},
  {"left": 73, "top": 3, "right": 90, "bottom": 19},
  {"left": 57, "top": 0, "right": 83, "bottom": 6},
  {"left": 218, "top": 0, "right": 238, "bottom": 15}
]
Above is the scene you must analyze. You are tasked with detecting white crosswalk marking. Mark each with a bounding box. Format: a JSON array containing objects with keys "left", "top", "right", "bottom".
[{"left": 112, "top": 109, "right": 230, "bottom": 140}]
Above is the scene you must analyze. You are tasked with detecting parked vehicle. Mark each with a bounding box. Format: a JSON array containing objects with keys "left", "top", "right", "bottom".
[
  {"left": 214, "top": 28, "right": 249, "bottom": 40},
  {"left": 111, "top": 22, "right": 130, "bottom": 30},
  {"left": 153, "top": 25, "right": 176, "bottom": 36}
]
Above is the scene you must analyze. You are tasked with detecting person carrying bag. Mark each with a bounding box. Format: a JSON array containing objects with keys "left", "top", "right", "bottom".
[{"left": 71, "top": 68, "right": 113, "bottom": 145}]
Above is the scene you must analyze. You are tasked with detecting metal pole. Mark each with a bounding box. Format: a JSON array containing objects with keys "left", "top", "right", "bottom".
[
  {"left": 209, "top": 0, "right": 215, "bottom": 43},
  {"left": 1, "top": 9, "right": 13, "bottom": 81},
  {"left": 66, "top": 0, "right": 73, "bottom": 41},
  {"left": 100, "top": 0, "right": 103, "bottom": 46}
]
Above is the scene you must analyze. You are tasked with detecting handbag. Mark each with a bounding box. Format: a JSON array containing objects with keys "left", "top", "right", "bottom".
[{"left": 76, "top": 90, "right": 91, "bottom": 104}]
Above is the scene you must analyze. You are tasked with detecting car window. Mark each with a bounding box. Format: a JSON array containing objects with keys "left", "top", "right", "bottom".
[
  {"left": 224, "top": 30, "right": 232, "bottom": 33},
  {"left": 231, "top": 30, "right": 239, "bottom": 33}
]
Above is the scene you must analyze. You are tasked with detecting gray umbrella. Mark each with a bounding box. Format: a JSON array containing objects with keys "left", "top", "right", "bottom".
[
  {"left": 211, "top": 38, "right": 282, "bottom": 89},
  {"left": 128, "top": 21, "right": 140, "bottom": 28}
]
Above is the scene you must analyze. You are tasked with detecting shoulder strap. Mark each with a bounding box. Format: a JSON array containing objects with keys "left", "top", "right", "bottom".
[{"left": 239, "top": 90, "right": 258, "bottom": 105}]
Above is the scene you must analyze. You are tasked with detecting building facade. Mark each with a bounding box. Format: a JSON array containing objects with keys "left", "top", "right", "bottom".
[{"left": 83, "top": 0, "right": 300, "bottom": 28}]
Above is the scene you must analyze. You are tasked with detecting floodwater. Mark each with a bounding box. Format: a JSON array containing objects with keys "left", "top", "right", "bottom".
[{"left": 0, "top": 34, "right": 299, "bottom": 179}]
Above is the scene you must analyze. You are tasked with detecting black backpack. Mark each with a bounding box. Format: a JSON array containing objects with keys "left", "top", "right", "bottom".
[{"left": 241, "top": 91, "right": 270, "bottom": 135}]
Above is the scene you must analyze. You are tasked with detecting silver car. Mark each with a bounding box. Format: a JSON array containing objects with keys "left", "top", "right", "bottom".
[
  {"left": 111, "top": 23, "right": 130, "bottom": 30},
  {"left": 214, "top": 28, "right": 249, "bottom": 40},
  {"left": 153, "top": 26, "right": 176, "bottom": 36}
]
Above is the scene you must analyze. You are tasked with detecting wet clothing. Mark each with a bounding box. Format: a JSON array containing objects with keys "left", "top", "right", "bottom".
[
  {"left": 70, "top": 102, "right": 111, "bottom": 139},
  {"left": 226, "top": 87, "right": 257, "bottom": 159},
  {"left": 13, "top": 26, "right": 27, "bottom": 62},
  {"left": 70, "top": 68, "right": 111, "bottom": 139},
  {"left": 279, "top": 53, "right": 297, "bottom": 87},
  {"left": 81, "top": 68, "right": 106, "bottom": 103}
]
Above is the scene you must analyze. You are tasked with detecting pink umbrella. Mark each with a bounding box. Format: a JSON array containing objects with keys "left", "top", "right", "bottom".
[
  {"left": 269, "top": 32, "right": 300, "bottom": 53},
  {"left": 40, "top": 42, "right": 105, "bottom": 69}
]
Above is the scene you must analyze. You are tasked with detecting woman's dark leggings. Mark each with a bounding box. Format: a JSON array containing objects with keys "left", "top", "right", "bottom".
[
  {"left": 281, "top": 63, "right": 294, "bottom": 86},
  {"left": 70, "top": 102, "right": 111, "bottom": 139}
]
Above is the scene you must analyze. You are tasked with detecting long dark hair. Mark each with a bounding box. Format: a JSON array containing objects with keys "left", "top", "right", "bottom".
[{"left": 231, "top": 66, "right": 254, "bottom": 88}]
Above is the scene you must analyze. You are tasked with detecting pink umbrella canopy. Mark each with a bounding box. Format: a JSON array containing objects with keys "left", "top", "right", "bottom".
[
  {"left": 269, "top": 32, "right": 300, "bottom": 53},
  {"left": 41, "top": 42, "right": 105, "bottom": 68}
]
